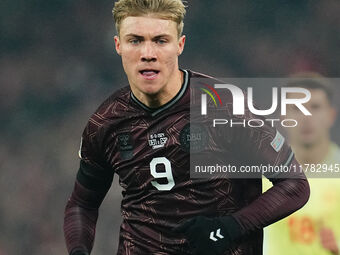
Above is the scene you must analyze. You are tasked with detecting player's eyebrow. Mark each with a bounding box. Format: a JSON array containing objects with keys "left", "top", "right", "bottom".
[
  {"left": 124, "top": 34, "right": 144, "bottom": 39},
  {"left": 152, "top": 34, "right": 171, "bottom": 40},
  {"left": 153, "top": 34, "right": 170, "bottom": 38},
  {"left": 124, "top": 33, "right": 171, "bottom": 39}
]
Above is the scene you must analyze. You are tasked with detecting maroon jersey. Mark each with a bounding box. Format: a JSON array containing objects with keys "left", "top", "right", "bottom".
[{"left": 64, "top": 70, "right": 309, "bottom": 255}]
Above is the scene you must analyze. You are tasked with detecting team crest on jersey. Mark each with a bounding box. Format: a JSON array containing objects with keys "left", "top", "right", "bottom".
[
  {"left": 117, "top": 133, "right": 134, "bottom": 159},
  {"left": 180, "top": 123, "right": 208, "bottom": 153},
  {"left": 148, "top": 133, "right": 168, "bottom": 149}
]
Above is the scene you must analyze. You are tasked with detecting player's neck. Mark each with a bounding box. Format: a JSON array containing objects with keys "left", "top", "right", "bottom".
[
  {"left": 293, "top": 137, "right": 331, "bottom": 164},
  {"left": 134, "top": 70, "right": 183, "bottom": 109}
]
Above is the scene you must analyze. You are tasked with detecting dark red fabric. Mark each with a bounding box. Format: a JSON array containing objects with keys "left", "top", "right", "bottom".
[
  {"left": 64, "top": 181, "right": 107, "bottom": 255},
  {"left": 63, "top": 70, "right": 310, "bottom": 255},
  {"left": 233, "top": 158, "right": 310, "bottom": 233}
]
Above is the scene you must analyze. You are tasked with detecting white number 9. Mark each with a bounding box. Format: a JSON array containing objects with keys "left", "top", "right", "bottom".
[{"left": 150, "top": 157, "right": 175, "bottom": 191}]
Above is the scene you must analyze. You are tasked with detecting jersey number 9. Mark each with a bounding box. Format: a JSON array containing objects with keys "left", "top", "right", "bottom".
[{"left": 150, "top": 157, "right": 175, "bottom": 191}]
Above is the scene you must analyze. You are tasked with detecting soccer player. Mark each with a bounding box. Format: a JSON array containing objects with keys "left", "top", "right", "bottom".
[
  {"left": 63, "top": 1, "right": 310, "bottom": 254},
  {"left": 264, "top": 75, "right": 340, "bottom": 255}
]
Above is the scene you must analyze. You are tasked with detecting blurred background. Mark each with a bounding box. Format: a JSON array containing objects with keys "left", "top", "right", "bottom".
[{"left": 1, "top": 0, "right": 340, "bottom": 254}]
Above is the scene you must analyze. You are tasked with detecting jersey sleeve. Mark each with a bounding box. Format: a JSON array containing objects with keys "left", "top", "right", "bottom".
[
  {"left": 64, "top": 116, "right": 114, "bottom": 255},
  {"left": 219, "top": 96, "right": 301, "bottom": 181},
  {"left": 77, "top": 118, "right": 114, "bottom": 191},
  {"left": 227, "top": 109, "right": 310, "bottom": 234}
]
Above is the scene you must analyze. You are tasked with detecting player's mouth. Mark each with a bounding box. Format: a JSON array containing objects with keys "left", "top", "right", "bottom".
[{"left": 139, "top": 69, "right": 160, "bottom": 80}]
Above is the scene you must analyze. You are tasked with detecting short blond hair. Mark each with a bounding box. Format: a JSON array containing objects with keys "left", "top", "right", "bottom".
[{"left": 113, "top": 0, "right": 186, "bottom": 37}]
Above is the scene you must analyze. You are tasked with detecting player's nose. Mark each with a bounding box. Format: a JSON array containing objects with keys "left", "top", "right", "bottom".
[{"left": 140, "top": 42, "right": 157, "bottom": 62}]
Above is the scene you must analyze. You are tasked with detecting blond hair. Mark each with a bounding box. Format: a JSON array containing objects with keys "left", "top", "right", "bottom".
[{"left": 113, "top": 0, "right": 186, "bottom": 37}]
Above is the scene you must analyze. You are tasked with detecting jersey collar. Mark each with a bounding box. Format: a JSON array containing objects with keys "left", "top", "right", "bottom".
[{"left": 130, "top": 69, "right": 189, "bottom": 117}]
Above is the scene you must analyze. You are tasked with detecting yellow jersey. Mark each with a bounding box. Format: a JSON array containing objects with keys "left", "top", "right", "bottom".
[{"left": 263, "top": 143, "right": 340, "bottom": 255}]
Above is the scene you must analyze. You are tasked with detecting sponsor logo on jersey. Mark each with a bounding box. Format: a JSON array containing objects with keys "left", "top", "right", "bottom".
[
  {"left": 271, "top": 130, "right": 285, "bottom": 152},
  {"left": 148, "top": 133, "right": 168, "bottom": 149},
  {"left": 180, "top": 123, "right": 208, "bottom": 153}
]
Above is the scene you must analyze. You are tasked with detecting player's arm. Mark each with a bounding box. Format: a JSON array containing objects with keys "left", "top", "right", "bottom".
[
  {"left": 221, "top": 110, "right": 310, "bottom": 233},
  {"left": 229, "top": 123, "right": 310, "bottom": 232},
  {"left": 175, "top": 118, "right": 309, "bottom": 254},
  {"left": 174, "top": 155, "right": 309, "bottom": 255},
  {"left": 64, "top": 122, "right": 114, "bottom": 255},
  {"left": 233, "top": 155, "right": 309, "bottom": 231},
  {"left": 64, "top": 160, "right": 113, "bottom": 255}
]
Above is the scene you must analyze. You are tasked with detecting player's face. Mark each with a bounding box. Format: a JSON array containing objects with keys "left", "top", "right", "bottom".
[
  {"left": 114, "top": 16, "right": 185, "bottom": 97},
  {"left": 285, "top": 89, "right": 336, "bottom": 147}
]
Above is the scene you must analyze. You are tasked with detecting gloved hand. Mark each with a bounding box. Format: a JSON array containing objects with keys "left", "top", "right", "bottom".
[{"left": 174, "top": 215, "right": 243, "bottom": 255}]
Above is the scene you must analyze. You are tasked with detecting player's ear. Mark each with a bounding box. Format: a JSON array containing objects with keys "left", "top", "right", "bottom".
[
  {"left": 177, "top": 35, "right": 186, "bottom": 56},
  {"left": 114, "top": 35, "right": 122, "bottom": 56}
]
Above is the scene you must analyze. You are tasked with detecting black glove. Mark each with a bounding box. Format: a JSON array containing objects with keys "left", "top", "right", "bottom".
[{"left": 173, "top": 215, "right": 243, "bottom": 255}]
